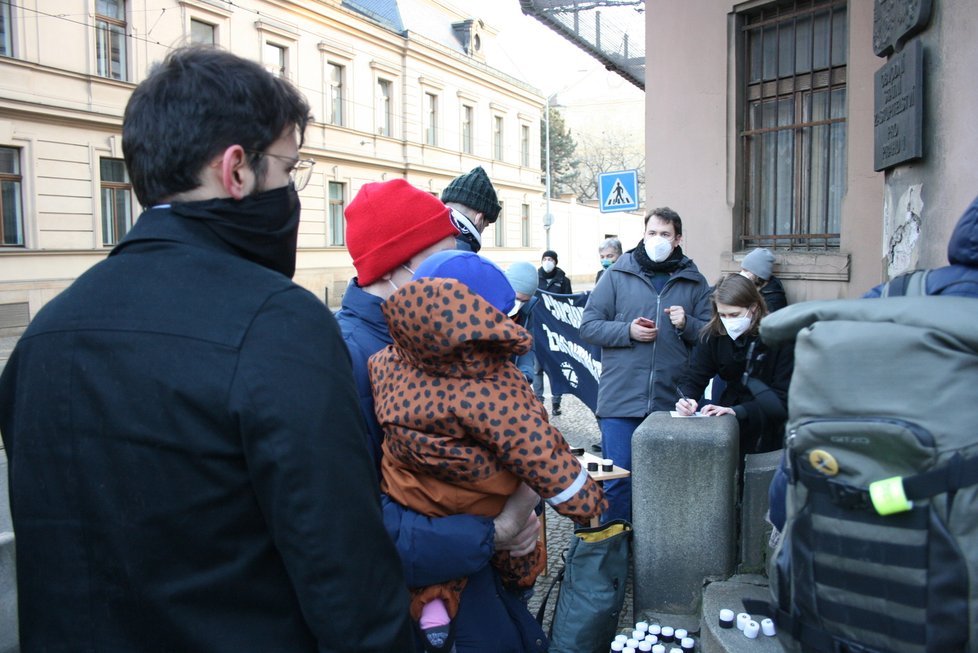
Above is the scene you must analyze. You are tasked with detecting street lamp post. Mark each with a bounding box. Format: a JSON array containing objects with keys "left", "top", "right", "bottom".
[{"left": 544, "top": 94, "right": 554, "bottom": 250}]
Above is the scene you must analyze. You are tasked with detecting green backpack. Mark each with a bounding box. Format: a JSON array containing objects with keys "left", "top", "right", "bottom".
[{"left": 758, "top": 295, "right": 978, "bottom": 653}]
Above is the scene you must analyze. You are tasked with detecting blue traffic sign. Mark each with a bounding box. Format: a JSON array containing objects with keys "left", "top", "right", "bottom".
[{"left": 598, "top": 169, "right": 639, "bottom": 213}]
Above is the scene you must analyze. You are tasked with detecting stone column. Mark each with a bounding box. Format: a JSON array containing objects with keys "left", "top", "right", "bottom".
[{"left": 631, "top": 411, "right": 739, "bottom": 628}]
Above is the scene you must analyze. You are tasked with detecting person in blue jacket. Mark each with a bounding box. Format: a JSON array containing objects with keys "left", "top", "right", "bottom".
[
  {"left": 768, "top": 192, "right": 978, "bottom": 532},
  {"left": 336, "top": 179, "right": 546, "bottom": 653},
  {"left": 505, "top": 260, "right": 541, "bottom": 385},
  {"left": 0, "top": 46, "right": 414, "bottom": 652}
]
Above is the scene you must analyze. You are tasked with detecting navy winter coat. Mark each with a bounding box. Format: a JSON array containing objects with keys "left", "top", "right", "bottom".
[
  {"left": 335, "top": 281, "right": 548, "bottom": 653},
  {"left": 0, "top": 208, "right": 414, "bottom": 652}
]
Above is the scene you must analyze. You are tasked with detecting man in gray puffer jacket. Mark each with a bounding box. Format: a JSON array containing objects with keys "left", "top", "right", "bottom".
[{"left": 580, "top": 207, "right": 712, "bottom": 523}]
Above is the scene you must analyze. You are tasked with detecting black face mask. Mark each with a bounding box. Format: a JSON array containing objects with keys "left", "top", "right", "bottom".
[
  {"left": 169, "top": 184, "right": 301, "bottom": 277},
  {"left": 449, "top": 208, "right": 482, "bottom": 253}
]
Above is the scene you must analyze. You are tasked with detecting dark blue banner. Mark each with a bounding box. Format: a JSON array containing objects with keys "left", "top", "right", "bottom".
[{"left": 529, "top": 291, "right": 602, "bottom": 414}]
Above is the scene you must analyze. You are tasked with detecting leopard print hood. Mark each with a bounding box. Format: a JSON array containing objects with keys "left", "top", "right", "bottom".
[{"left": 382, "top": 277, "right": 533, "bottom": 376}]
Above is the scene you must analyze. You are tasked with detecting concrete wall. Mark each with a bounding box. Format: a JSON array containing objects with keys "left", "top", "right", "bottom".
[
  {"left": 880, "top": 3, "right": 978, "bottom": 276},
  {"left": 644, "top": 1, "right": 730, "bottom": 287},
  {"left": 643, "top": 0, "right": 883, "bottom": 300},
  {"left": 533, "top": 198, "right": 646, "bottom": 289},
  {"left": 643, "top": 1, "right": 972, "bottom": 301}
]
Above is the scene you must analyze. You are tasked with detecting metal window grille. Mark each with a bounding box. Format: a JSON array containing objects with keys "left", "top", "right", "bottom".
[{"left": 740, "top": 0, "right": 847, "bottom": 250}]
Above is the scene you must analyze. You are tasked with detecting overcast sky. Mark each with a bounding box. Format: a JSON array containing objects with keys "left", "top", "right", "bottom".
[
  {"left": 445, "top": 1, "right": 637, "bottom": 96},
  {"left": 444, "top": 0, "right": 644, "bottom": 133}
]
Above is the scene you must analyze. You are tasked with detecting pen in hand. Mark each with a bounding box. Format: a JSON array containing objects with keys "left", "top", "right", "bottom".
[
  {"left": 676, "top": 385, "right": 688, "bottom": 402},
  {"left": 675, "top": 385, "right": 697, "bottom": 415}
]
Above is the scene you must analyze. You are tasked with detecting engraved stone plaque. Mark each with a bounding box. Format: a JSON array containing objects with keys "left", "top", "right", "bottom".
[
  {"left": 873, "top": 0, "right": 933, "bottom": 57},
  {"left": 874, "top": 38, "right": 923, "bottom": 171}
]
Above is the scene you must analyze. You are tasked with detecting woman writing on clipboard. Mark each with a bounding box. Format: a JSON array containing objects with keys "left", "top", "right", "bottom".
[{"left": 674, "top": 273, "right": 794, "bottom": 455}]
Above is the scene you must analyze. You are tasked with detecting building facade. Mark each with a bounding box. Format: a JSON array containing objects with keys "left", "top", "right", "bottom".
[
  {"left": 0, "top": 0, "right": 598, "bottom": 333},
  {"left": 643, "top": 0, "right": 977, "bottom": 300}
]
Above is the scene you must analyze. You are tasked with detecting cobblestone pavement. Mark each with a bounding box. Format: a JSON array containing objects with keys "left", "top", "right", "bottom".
[{"left": 527, "top": 385, "right": 635, "bottom": 635}]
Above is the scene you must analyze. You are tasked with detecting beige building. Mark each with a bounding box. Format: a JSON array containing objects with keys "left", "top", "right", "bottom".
[
  {"left": 640, "top": 0, "right": 978, "bottom": 300},
  {"left": 0, "top": 0, "right": 627, "bottom": 334}
]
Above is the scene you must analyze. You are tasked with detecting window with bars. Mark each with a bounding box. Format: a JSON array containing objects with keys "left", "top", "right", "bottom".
[
  {"left": 462, "top": 105, "right": 474, "bottom": 154},
  {"left": 377, "top": 78, "right": 393, "bottom": 136},
  {"left": 328, "top": 181, "right": 345, "bottom": 246},
  {"left": 326, "top": 63, "right": 344, "bottom": 126},
  {"left": 0, "top": 147, "right": 23, "bottom": 246},
  {"left": 190, "top": 18, "right": 215, "bottom": 45},
  {"left": 100, "top": 158, "right": 132, "bottom": 246},
  {"left": 493, "top": 115, "right": 503, "bottom": 161},
  {"left": 740, "top": 0, "right": 847, "bottom": 250},
  {"left": 96, "top": 0, "right": 127, "bottom": 80},
  {"left": 425, "top": 92, "right": 438, "bottom": 146},
  {"left": 1, "top": 0, "right": 12, "bottom": 57}
]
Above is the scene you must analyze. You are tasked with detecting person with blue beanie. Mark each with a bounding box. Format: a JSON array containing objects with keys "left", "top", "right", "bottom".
[{"left": 369, "top": 250, "right": 606, "bottom": 652}]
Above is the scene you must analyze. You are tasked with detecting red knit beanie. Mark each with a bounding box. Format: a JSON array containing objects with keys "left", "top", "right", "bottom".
[{"left": 345, "top": 179, "right": 459, "bottom": 286}]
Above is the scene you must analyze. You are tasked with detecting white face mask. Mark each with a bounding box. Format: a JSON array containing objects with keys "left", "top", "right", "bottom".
[
  {"left": 644, "top": 235, "right": 674, "bottom": 263},
  {"left": 541, "top": 260, "right": 556, "bottom": 274},
  {"left": 507, "top": 299, "right": 524, "bottom": 317},
  {"left": 720, "top": 314, "right": 752, "bottom": 341}
]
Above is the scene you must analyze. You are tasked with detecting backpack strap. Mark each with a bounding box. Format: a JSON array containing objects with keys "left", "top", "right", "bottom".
[
  {"left": 902, "top": 452, "right": 978, "bottom": 504},
  {"left": 797, "top": 453, "right": 978, "bottom": 513},
  {"left": 534, "top": 556, "right": 565, "bottom": 632},
  {"left": 880, "top": 269, "right": 930, "bottom": 297}
]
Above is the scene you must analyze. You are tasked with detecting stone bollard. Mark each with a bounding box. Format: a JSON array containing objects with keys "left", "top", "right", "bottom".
[
  {"left": 631, "top": 411, "right": 739, "bottom": 629},
  {"left": 738, "top": 450, "right": 781, "bottom": 574}
]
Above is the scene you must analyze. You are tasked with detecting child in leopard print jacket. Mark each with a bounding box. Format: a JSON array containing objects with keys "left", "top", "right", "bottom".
[{"left": 368, "top": 250, "right": 606, "bottom": 653}]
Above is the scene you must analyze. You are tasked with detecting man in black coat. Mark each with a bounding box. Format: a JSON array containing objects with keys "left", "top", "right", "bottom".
[{"left": 0, "top": 47, "right": 414, "bottom": 653}]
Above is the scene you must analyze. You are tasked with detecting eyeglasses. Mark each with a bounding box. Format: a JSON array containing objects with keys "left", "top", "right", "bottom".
[{"left": 247, "top": 150, "right": 316, "bottom": 191}]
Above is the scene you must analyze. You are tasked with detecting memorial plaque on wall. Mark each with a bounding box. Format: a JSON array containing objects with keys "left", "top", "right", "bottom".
[
  {"left": 873, "top": 0, "right": 932, "bottom": 57},
  {"left": 874, "top": 38, "right": 923, "bottom": 171}
]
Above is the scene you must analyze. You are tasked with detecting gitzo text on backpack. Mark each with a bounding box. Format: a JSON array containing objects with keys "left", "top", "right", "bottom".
[{"left": 758, "top": 296, "right": 978, "bottom": 653}]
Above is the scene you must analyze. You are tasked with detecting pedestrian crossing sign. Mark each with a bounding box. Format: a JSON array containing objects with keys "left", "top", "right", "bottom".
[{"left": 598, "top": 169, "right": 639, "bottom": 213}]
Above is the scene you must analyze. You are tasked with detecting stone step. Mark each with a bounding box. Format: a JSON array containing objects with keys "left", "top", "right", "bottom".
[{"left": 700, "top": 575, "right": 783, "bottom": 653}]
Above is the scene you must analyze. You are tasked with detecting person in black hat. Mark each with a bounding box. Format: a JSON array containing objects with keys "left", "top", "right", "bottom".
[
  {"left": 535, "top": 250, "right": 573, "bottom": 415},
  {"left": 441, "top": 166, "right": 502, "bottom": 253}
]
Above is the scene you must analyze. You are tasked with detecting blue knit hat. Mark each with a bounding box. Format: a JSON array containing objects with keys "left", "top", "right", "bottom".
[
  {"left": 505, "top": 261, "right": 539, "bottom": 297},
  {"left": 741, "top": 248, "right": 775, "bottom": 281},
  {"left": 412, "top": 250, "right": 515, "bottom": 314}
]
